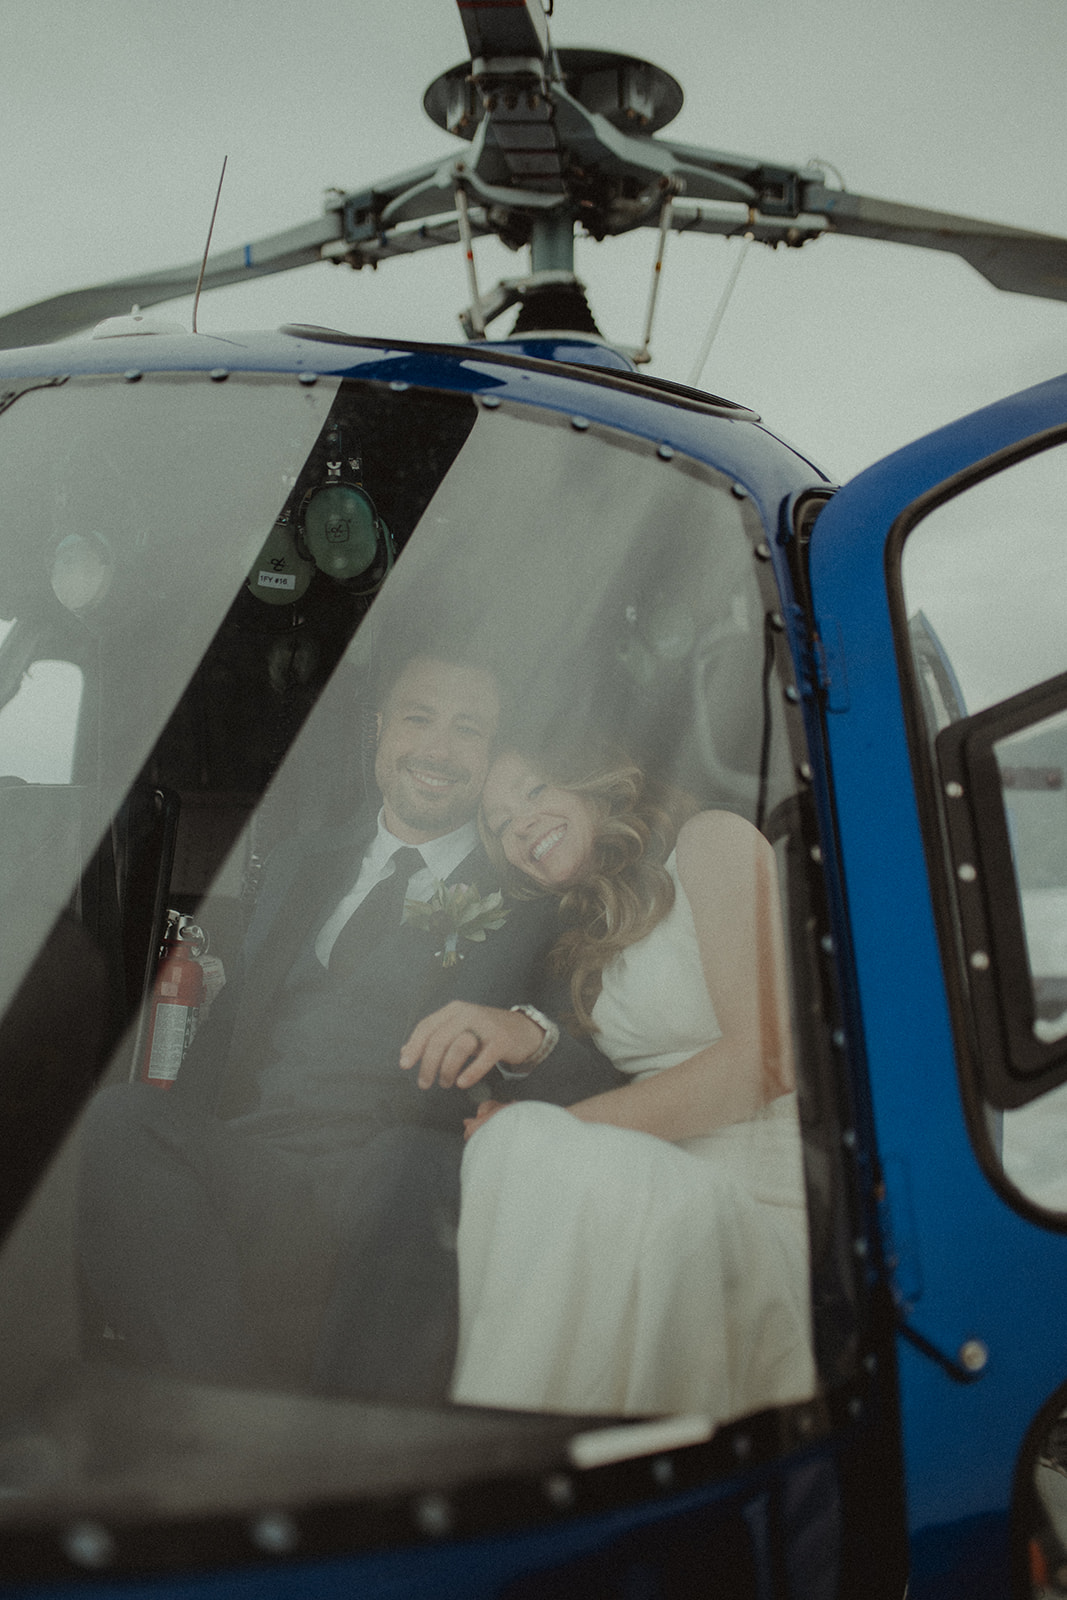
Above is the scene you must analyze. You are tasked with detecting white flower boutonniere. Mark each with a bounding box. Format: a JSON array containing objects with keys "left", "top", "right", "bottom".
[{"left": 402, "top": 881, "right": 509, "bottom": 968}]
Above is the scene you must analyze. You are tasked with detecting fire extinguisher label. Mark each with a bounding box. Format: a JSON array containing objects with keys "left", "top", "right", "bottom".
[{"left": 146, "top": 1004, "right": 192, "bottom": 1083}]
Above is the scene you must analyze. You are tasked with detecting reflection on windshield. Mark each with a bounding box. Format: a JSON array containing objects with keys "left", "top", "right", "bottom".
[
  {"left": 0, "top": 636, "right": 81, "bottom": 783},
  {"left": 0, "top": 374, "right": 339, "bottom": 1029},
  {"left": 0, "top": 379, "right": 838, "bottom": 1542}
]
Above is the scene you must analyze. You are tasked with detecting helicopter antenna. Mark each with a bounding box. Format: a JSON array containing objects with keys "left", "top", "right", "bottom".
[
  {"left": 688, "top": 224, "right": 754, "bottom": 389},
  {"left": 192, "top": 156, "right": 228, "bottom": 335}
]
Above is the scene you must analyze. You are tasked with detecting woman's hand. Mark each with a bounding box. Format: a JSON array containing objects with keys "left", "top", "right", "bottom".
[
  {"left": 399, "top": 1001, "right": 545, "bottom": 1091},
  {"left": 463, "top": 1098, "right": 509, "bottom": 1140}
]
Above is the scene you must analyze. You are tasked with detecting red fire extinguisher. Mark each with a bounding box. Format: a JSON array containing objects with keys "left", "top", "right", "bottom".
[{"left": 140, "top": 912, "right": 207, "bottom": 1089}]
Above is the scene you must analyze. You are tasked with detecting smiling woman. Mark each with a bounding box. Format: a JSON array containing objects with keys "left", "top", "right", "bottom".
[
  {"left": 481, "top": 754, "right": 598, "bottom": 888},
  {"left": 448, "top": 737, "right": 810, "bottom": 1419}
]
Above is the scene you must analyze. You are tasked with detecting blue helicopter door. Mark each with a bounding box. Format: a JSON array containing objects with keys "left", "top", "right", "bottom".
[{"left": 805, "top": 374, "right": 1067, "bottom": 1600}]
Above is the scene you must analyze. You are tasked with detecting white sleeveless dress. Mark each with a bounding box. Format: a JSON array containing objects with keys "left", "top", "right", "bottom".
[{"left": 450, "top": 854, "right": 816, "bottom": 1420}]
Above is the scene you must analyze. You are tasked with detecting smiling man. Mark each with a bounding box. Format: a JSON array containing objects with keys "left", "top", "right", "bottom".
[
  {"left": 79, "top": 645, "right": 622, "bottom": 1402},
  {"left": 374, "top": 657, "right": 499, "bottom": 841}
]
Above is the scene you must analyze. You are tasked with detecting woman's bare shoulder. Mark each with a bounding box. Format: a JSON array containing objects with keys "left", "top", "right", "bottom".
[
  {"left": 675, "top": 810, "right": 771, "bottom": 896},
  {"left": 676, "top": 808, "right": 770, "bottom": 859}
]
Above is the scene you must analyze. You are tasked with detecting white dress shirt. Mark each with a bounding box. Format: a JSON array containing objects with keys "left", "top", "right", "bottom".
[{"left": 314, "top": 813, "right": 480, "bottom": 967}]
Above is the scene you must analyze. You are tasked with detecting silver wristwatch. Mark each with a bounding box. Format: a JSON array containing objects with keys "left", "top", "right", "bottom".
[{"left": 509, "top": 1003, "right": 560, "bottom": 1068}]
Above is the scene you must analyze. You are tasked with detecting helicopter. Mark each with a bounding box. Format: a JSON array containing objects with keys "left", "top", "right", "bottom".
[{"left": 0, "top": 2, "right": 1064, "bottom": 1598}]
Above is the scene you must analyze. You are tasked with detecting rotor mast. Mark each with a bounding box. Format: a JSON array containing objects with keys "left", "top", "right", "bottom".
[
  {"left": 426, "top": 3, "right": 685, "bottom": 337},
  {"left": 449, "top": 0, "right": 584, "bottom": 330},
  {"left": 529, "top": 213, "right": 575, "bottom": 275}
]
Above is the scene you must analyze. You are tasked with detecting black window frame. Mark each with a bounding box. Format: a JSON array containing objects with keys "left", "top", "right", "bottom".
[{"left": 935, "top": 670, "right": 1067, "bottom": 1109}]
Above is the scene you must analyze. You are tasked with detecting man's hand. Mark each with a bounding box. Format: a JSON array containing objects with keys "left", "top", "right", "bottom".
[{"left": 399, "top": 1002, "right": 545, "bottom": 1091}]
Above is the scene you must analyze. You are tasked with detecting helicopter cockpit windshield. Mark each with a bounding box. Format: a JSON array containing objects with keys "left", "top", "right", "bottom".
[{"left": 0, "top": 366, "right": 850, "bottom": 1548}]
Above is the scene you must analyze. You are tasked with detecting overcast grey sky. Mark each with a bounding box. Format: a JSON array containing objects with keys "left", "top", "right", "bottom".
[{"left": 1, "top": 0, "right": 1065, "bottom": 482}]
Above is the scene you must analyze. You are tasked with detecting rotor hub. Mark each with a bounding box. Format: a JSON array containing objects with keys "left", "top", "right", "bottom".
[{"left": 423, "top": 48, "right": 684, "bottom": 141}]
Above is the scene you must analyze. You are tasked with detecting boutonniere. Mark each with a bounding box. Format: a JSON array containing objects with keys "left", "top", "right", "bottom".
[{"left": 402, "top": 881, "right": 509, "bottom": 968}]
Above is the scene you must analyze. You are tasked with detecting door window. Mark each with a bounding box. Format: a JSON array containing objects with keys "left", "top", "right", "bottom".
[{"left": 898, "top": 439, "right": 1067, "bottom": 1213}]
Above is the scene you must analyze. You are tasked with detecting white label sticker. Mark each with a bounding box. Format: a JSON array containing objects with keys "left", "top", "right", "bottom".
[{"left": 257, "top": 570, "right": 297, "bottom": 591}]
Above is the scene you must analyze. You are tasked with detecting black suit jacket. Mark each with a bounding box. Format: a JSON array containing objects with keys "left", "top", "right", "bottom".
[{"left": 178, "top": 812, "right": 623, "bottom": 1133}]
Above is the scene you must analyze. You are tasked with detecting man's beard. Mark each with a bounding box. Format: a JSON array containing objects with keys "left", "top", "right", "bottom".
[{"left": 384, "top": 761, "right": 477, "bottom": 834}]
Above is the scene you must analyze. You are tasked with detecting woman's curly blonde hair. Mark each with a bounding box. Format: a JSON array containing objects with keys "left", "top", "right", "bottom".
[{"left": 480, "top": 741, "right": 697, "bottom": 1032}]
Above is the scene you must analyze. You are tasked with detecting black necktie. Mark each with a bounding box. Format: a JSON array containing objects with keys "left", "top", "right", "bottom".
[{"left": 327, "top": 845, "right": 425, "bottom": 982}]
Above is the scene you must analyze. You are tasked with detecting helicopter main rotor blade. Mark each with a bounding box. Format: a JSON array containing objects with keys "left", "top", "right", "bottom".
[
  {"left": 0, "top": 215, "right": 342, "bottom": 349},
  {"left": 802, "top": 184, "right": 1067, "bottom": 301},
  {"left": 454, "top": 0, "right": 550, "bottom": 62},
  {"left": 664, "top": 181, "right": 1067, "bottom": 305},
  {"left": 0, "top": 143, "right": 511, "bottom": 348}
]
